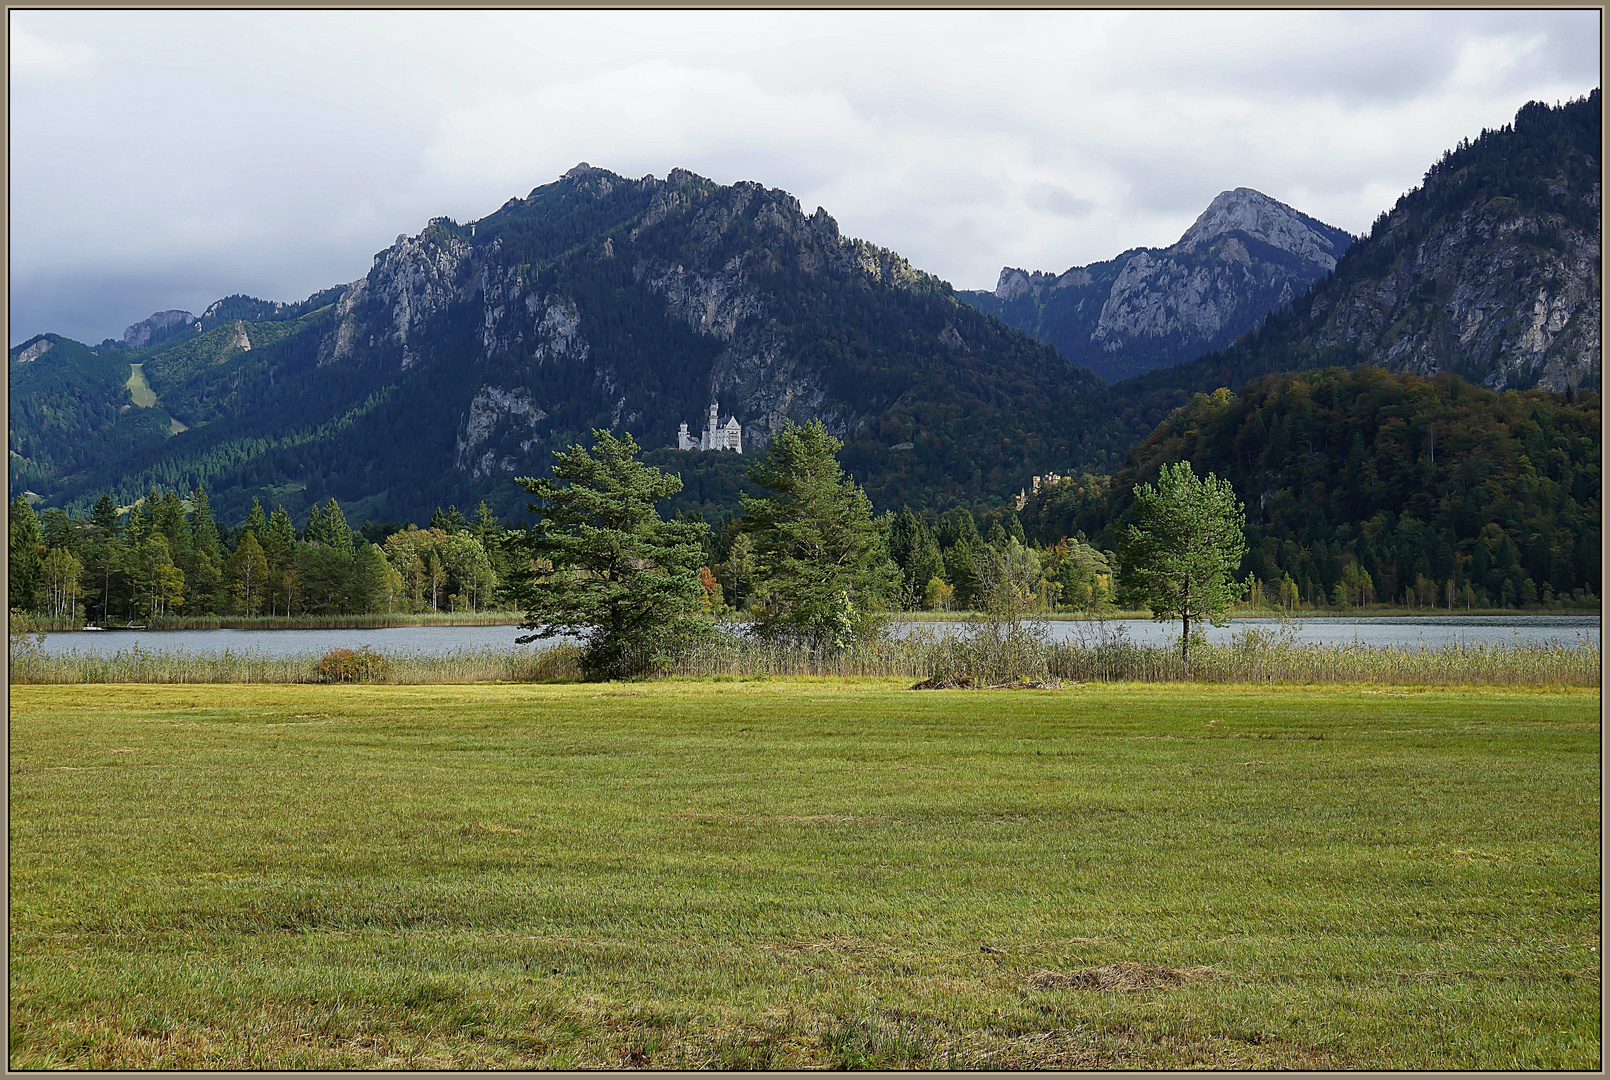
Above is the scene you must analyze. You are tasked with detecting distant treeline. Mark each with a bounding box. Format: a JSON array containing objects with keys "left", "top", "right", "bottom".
[{"left": 8, "top": 490, "right": 516, "bottom": 626}]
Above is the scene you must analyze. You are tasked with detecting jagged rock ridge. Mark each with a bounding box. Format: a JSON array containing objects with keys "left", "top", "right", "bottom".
[
  {"left": 963, "top": 187, "right": 1355, "bottom": 383},
  {"left": 1121, "top": 91, "right": 1602, "bottom": 398}
]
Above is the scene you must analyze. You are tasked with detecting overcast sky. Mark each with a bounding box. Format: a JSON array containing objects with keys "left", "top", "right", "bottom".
[{"left": 9, "top": 9, "right": 1601, "bottom": 346}]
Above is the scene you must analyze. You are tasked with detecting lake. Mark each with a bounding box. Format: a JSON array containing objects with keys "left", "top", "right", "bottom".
[{"left": 36, "top": 614, "right": 1600, "bottom": 658}]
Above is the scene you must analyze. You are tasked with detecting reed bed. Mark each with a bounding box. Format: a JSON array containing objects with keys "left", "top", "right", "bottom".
[
  {"left": 11, "top": 627, "right": 1597, "bottom": 687},
  {"left": 1041, "top": 635, "right": 1601, "bottom": 687},
  {"left": 9, "top": 643, "right": 582, "bottom": 685}
]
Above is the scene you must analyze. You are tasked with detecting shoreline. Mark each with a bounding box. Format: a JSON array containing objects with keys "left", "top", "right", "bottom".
[{"left": 35, "top": 607, "right": 1602, "bottom": 633}]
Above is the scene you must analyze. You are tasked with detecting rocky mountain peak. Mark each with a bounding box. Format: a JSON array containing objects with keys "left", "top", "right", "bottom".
[
  {"left": 121, "top": 309, "right": 198, "bottom": 349},
  {"left": 962, "top": 187, "right": 1355, "bottom": 382},
  {"left": 1176, "top": 187, "right": 1350, "bottom": 270},
  {"left": 994, "top": 268, "right": 1030, "bottom": 301}
]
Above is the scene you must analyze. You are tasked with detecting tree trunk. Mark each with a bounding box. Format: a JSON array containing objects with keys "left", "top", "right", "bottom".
[{"left": 1180, "top": 573, "right": 1191, "bottom": 668}]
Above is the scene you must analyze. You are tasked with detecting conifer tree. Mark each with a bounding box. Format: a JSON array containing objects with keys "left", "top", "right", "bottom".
[
  {"left": 349, "top": 542, "right": 400, "bottom": 615},
  {"left": 321, "top": 499, "right": 354, "bottom": 554},
  {"left": 431, "top": 505, "right": 467, "bottom": 535},
  {"left": 741, "top": 420, "right": 898, "bottom": 650},
  {"left": 84, "top": 493, "right": 128, "bottom": 624},
  {"left": 243, "top": 499, "right": 268, "bottom": 544},
  {"left": 1116, "top": 461, "right": 1247, "bottom": 663},
  {"left": 514, "top": 430, "right": 711, "bottom": 680},
  {"left": 225, "top": 532, "right": 271, "bottom": 615},
  {"left": 124, "top": 501, "right": 151, "bottom": 546},
  {"left": 89, "top": 493, "right": 121, "bottom": 539},
  {"left": 155, "top": 490, "right": 191, "bottom": 561},
  {"left": 470, "top": 501, "right": 508, "bottom": 597},
  {"left": 190, "top": 486, "right": 223, "bottom": 563},
  {"left": 938, "top": 509, "right": 983, "bottom": 609},
  {"left": 41, "top": 507, "right": 79, "bottom": 557},
  {"left": 9, "top": 496, "right": 44, "bottom": 612},
  {"left": 303, "top": 501, "right": 328, "bottom": 545},
  {"left": 187, "top": 487, "right": 225, "bottom": 615},
  {"left": 263, "top": 505, "right": 299, "bottom": 615}
]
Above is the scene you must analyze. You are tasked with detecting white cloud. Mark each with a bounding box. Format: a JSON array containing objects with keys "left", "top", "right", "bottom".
[
  {"left": 6, "top": 9, "right": 1601, "bottom": 344},
  {"left": 425, "top": 60, "right": 875, "bottom": 194},
  {"left": 8, "top": 20, "right": 96, "bottom": 80}
]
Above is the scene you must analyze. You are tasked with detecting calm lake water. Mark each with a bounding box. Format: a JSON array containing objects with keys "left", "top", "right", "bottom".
[{"left": 37, "top": 615, "right": 1600, "bottom": 658}]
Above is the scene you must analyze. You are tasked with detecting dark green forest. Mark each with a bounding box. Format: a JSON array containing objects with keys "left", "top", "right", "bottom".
[{"left": 1022, "top": 367, "right": 1600, "bottom": 607}]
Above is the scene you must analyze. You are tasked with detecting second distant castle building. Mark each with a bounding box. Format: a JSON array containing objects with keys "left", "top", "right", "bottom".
[{"left": 677, "top": 402, "right": 743, "bottom": 453}]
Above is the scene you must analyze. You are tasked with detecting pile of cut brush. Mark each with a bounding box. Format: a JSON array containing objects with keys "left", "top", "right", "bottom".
[{"left": 910, "top": 676, "right": 1063, "bottom": 690}]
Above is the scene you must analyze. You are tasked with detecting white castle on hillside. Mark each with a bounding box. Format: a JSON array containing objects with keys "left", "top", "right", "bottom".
[
  {"left": 1015, "top": 471, "right": 1067, "bottom": 511},
  {"left": 677, "top": 401, "right": 743, "bottom": 453}
]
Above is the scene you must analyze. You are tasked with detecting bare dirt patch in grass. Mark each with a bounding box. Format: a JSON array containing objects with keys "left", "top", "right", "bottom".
[{"left": 1027, "top": 962, "right": 1214, "bottom": 993}]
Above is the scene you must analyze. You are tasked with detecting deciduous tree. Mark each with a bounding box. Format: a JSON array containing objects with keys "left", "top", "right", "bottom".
[{"left": 1116, "top": 461, "right": 1247, "bottom": 663}]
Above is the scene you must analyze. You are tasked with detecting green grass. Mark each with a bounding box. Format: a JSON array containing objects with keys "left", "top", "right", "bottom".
[
  {"left": 9, "top": 681, "right": 1599, "bottom": 1069},
  {"left": 124, "top": 362, "right": 158, "bottom": 409}
]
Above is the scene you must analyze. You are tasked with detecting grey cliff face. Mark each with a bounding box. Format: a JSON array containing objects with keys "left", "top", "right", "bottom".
[
  {"left": 319, "top": 277, "right": 368, "bottom": 366},
  {"left": 15, "top": 338, "right": 54, "bottom": 364},
  {"left": 455, "top": 384, "right": 548, "bottom": 477},
  {"left": 368, "top": 221, "right": 475, "bottom": 370},
  {"left": 122, "top": 309, "right": 198, "bottom": 348},
  {"left": 1309, "top": 187, "right": 1601, "bottom": 391}
]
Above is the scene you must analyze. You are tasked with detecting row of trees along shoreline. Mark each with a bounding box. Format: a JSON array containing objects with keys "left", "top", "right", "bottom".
[
  {"left": 8, "top": 491, "right": 511, "bottom": 627},
  {"left": 10, "top": 394, "right": 1597, "bottom": 636}
]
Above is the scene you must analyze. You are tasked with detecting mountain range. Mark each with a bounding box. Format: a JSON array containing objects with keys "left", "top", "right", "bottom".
[
  {"left": 9, "top": 93, "right": 1600, "bottom": 531},
  {"left": 959, "top": 187, "right": 1355, "bottom": 383}
]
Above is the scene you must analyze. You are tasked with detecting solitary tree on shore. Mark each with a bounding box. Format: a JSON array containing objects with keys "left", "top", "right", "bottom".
[
  {"left": 1116, "top": 461, "right": 1246, "bottom": 665},
  {"left": 514, "top": 430, "right": 710, "bottom": 680}
]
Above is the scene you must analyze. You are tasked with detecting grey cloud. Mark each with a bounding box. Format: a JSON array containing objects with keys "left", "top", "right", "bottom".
[
  {"left": 1025, "top": 185, "right": 1095, "bottom": 219},
  {"left": 7, "top": 10, "right": 1600, "bottom": 346}
]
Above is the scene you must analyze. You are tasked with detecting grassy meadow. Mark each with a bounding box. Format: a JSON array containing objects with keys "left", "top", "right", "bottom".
[{"left": 8, "top": 679, "right": 1600, "bottom": 1069}]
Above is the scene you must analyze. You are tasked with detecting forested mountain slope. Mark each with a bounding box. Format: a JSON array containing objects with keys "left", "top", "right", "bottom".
[
  {"left": 10, "top": 94, "right": 1599, "bottom": 537},
  {"left": 1023, "top": 366, "right": 1600, "bottom": 606},
  {"left": 1120, "top": 94, "right": 1600, "bottom": 401},
  {"left": 11, "top": 166, "right": 1112, "bottom": 525}
]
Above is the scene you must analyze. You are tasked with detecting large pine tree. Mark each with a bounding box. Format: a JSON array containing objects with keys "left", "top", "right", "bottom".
[
  {"left": 514, "top": 430, "right": 711, "bottom": 680},
  {"left": 741, "top": 421, "right": 898, "bottom": 649}
]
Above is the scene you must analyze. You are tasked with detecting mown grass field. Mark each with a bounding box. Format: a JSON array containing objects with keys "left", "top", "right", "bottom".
[{"left": 9, "top": 680, "right": 1601, "bottom": 1069}]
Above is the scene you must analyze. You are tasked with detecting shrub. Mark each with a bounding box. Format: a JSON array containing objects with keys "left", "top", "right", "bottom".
[{"left": 316, "top": 646, "right": 393, "bottom": 683}]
